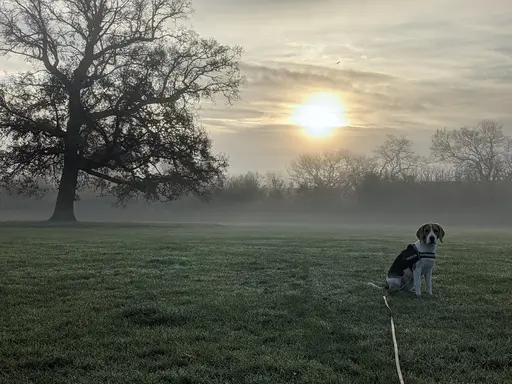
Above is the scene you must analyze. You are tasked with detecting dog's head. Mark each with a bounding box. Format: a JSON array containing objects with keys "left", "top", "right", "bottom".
[{"left": 416, "top": 223, "right": 445, "bottom": 244}]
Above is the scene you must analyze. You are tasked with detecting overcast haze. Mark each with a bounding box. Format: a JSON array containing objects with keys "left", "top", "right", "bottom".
[
  {"left": 187, "top": 0, "right": 512, "bottom": 173},
  {"left": 0, "top": 0, "right": 511, "bottom": 175}
]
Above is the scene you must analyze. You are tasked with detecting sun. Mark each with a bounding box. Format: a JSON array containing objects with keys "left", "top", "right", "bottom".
[{"left": 290, "top": 93, "right": 348, "bottom": 138}]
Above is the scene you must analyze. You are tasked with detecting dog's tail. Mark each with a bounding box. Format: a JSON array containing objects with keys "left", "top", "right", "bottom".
[{"left": 367, "top": 281, "right": 388, "bottom": 290}]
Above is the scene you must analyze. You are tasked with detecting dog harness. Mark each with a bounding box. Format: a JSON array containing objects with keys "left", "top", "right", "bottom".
[
  {"left": 411, "top": 244, "right": 436, "bottom": 259},
  {"left": 387, "top": 243, "right": 436, "bottom": 278}
]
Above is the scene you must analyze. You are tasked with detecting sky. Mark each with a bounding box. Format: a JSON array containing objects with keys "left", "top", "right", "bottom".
[
  {"left": 1, "top": 0, "right": 511, "bottom": 175},
  {"left": 188, "top": 0, "right": 512, "bottom": 173}
]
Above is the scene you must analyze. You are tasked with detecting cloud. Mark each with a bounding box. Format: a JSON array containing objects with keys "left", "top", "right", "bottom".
[
  {"left": 206, "top": 59, "right": 512, "bottom": 131},
  {"left": 1, "top": 0, "right": 511, "bottom": 174},
  {"left": 202, "top": 55, "right": 512, "bottom": 172}
]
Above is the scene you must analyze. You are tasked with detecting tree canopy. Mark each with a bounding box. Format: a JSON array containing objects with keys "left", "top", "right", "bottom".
[{"left": 0, "top": 0, "right": 243, "bottom": 221}]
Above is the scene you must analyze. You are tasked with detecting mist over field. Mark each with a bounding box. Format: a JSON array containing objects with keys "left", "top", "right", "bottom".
[{"left": 2, "top": 183, "right": 511, "bottom": 229}]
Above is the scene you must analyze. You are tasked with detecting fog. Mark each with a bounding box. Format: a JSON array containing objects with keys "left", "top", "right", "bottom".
[{"left": 2, "top": 181, "right": 512, "bottom": 230}]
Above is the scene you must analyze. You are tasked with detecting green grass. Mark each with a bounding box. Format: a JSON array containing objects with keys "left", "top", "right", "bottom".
[{"left": 1, "top": 223, "right": 512, "bottom": 383}]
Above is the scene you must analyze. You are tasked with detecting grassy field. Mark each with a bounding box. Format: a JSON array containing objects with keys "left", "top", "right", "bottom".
[{"left": 1, "top": 223, "right": 511, "bottom": 383}]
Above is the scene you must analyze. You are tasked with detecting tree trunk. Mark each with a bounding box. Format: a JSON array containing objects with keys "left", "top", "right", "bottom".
[{"left": 49, "top": 155, "right": 79, "bottom": 222}]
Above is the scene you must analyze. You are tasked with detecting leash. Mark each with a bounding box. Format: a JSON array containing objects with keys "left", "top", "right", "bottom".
[
  {"left": 383, "top": 275, "right": 412, "bottom": 384},
  {"left": 376, "top": 247, "right": 426, "bottom": 383},
  {"left": 367, "top": 274, "right": 412, "bottom": 382},
  {"left": 383, "top": 295, "right": 405, "bottom": 384},
  {"left": 395, "top": 275, "right": 413, "bottom": 293}
]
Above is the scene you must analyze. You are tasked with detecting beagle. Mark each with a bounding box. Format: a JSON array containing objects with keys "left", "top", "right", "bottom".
[
  {"left": 411, "top": 223, "right": 445, "bottom": 297},
  {"left": 368, "top": 223, "right": 445, "bottom": 296}
]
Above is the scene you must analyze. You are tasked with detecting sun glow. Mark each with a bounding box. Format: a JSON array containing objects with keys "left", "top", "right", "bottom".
[{"left": 291, "top": 93, "right": 348, "bottom": 138}]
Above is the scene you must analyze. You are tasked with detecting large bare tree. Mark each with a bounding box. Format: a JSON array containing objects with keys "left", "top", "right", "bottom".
[
  {"left": 0, "top": 0, "right": 243, "bottom": 221},
  {"left": 430, "top": 120, "right": 511, "bottom": 182}
]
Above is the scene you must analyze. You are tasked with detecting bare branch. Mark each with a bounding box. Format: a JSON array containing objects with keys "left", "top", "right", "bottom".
[{"left": 431, "top": 120, "right": 509, "bottom": 181}]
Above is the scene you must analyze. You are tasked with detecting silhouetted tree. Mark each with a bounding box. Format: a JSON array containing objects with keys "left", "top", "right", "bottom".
[
  {"left": 431, "top": 120, "right": 511, "bottom": 182},
  {"left": 0, "top": 0, "right": 242, "bottom": 221},
  {"left": 288, "top": 152, "right": 343, "bottom": 190},
  {"left": 374, "top": 134, "right": 421, "bottom": 181},
  {"left": 416, "top": 164, "right": 454, "bottom": 182},
  {"left": 288, "top": 150, "right": 377, "bottom": 197},
  {"left": 341, "top": 152, "right": 377, "bottom": 192}
]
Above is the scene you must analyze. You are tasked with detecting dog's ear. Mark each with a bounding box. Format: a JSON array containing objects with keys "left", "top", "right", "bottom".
[
  {"left": 434, "top": 223, "right": 445, "bottom": 243},
  {"left": 416, "top": 224, "right": 428, "bottom": 241}
]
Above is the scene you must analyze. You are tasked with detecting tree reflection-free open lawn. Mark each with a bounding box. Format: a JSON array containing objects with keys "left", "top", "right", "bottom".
[{"left": 1, "top": 223, "right": 511, "bottom": 383}]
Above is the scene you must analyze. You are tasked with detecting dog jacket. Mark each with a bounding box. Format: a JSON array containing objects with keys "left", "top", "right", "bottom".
[{"left": 387, "top": 244, "right": 421, "bottom": 277}]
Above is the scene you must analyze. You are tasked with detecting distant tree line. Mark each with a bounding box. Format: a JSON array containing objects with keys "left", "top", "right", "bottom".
[{"left": 204, "top": 120, "right": 512, "bottom": 218}]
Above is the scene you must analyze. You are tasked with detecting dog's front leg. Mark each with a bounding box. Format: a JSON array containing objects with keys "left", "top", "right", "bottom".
[
  {"left": 425, "top": 269, "right": 433, "bottom": 296},
  {"left": 413, "top": 267, "right": 422, "bottom": 297}
]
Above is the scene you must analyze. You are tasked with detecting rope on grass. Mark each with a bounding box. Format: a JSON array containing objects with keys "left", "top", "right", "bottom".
[{"left": 383, "top": 295, "right": 405, "bottom": 384}]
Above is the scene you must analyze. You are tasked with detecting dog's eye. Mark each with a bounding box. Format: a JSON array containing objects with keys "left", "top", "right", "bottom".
[{"left": 434, "top": 228, "right": 439, "bottom": 233}]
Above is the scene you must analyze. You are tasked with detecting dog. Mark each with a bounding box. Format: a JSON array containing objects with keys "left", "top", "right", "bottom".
[
  {"left": 368, "top": 223, "right": 445, "bottom": 296},
  {"left": 411, "top": 223, "right": 445, "bottom": 297}
]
